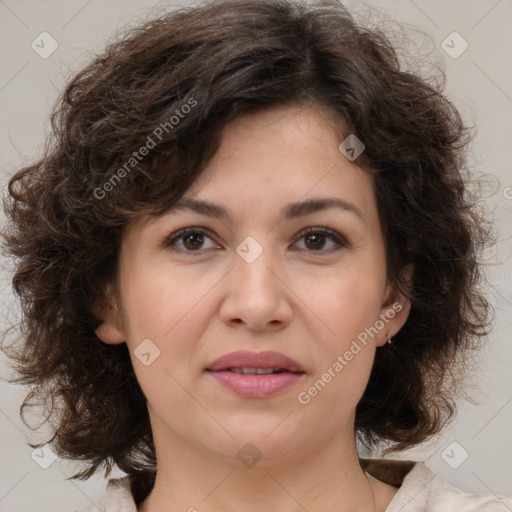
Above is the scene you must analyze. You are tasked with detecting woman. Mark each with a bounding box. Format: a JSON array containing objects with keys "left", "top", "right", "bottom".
[{"left": 2, "top": 0, "right": 510, "bottom": 510}]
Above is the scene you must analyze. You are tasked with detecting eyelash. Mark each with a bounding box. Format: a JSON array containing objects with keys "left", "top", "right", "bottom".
[{"left": 164, "top": 226, "right": 349, "bottom": 254}]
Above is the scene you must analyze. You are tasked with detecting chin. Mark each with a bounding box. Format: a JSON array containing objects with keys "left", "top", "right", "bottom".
[{"left": 204, "top": 418, "right": 310, "bottom": 462}]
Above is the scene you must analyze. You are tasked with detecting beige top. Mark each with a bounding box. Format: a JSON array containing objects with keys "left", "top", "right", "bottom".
[{"left": 71, "top": 461, "right": 512, "bottom": 511}]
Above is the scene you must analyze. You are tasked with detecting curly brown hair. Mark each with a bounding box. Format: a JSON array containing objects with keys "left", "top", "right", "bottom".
[{"left": 1, "top": 0, "right": 491, "bottom": 502}]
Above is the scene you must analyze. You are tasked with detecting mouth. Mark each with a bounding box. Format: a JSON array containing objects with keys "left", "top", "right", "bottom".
[
  {"left": 206, "top": 350, "right": 304, "bottom": 373},
  {"left": 205, "top": 350, "right": 305, "bottom": 398},
  {"left": 224, "top": 367, "right": 297, "bottom": 375}
]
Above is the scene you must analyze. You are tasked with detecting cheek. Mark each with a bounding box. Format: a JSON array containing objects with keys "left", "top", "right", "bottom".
[
  {"left": 120, "top": 258, "right": 215, "bottom": 340},
  {"left": 118, "top": 262, "right": 225, "bottom": 401},
  {"left": 308, "top": 264, "right": 384, "bottom": 351},
  {"left": 118, "top": 268, "right": 214, "bottom": 419},
  {"left": 296, "top": 266, "right": 383, "bottom": 410}
]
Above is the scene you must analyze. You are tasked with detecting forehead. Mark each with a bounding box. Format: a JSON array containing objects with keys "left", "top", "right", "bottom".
[
  {"left": 182, "top": 103, "right": 377, "bottom": 223},
  {"left": 126, "top": 103, "right": 381, "bottom": 237}
]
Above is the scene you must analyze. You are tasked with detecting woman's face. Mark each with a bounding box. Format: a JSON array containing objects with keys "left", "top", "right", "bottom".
[{"left": 97, "top": 103, "right": 410, "bottom": 465}]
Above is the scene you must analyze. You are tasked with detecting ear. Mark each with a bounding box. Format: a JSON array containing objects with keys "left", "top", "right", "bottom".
[
  {"left": 94, "top": 284, "right": 126, "bottom": 345},
  {"left": 376, "top": 264, "right": 413, "bottom": 347}
]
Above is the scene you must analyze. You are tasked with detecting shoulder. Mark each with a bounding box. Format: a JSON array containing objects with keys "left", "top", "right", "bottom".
[
  {"left": 385, "top": 461, "right": 512, "bottom": 512},
  {"left": 66, "top": 476, "right": 135, "bottom": 512},
  {"left": 67, "top": 466, "right": 512, "bottom": 512}
]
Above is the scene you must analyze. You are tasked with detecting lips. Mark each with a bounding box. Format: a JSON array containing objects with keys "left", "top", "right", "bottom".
[
  {"left": 205, "top": 350, "right": 305, "bottom": 398},
  {"left": 206, "top": 350, "right": 304, "bottom": 373}
]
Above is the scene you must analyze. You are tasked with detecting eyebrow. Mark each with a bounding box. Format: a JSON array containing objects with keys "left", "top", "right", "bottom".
[{"left": 165, "top": 196, "right": 364, "bottom": 222}]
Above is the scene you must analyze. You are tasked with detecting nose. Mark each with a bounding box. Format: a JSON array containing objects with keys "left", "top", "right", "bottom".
[{"left": 219, "top": 243, "right": 293, "bottom": 332}]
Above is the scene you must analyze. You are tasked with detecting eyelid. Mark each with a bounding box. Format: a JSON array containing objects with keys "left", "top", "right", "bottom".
[
  {"left": 164, "top": 225, "right": 350, "bottom": 253},
  {"left": 164, "top": 226, "right": 220, "bottom": 250},
  {"left": 291, "top": 226, "right": 349, "bottom": 251}
]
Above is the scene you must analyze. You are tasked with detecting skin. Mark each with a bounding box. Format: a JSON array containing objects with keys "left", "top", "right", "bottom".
[{"left": 96, "top": 103, "right": 411, "bottom": 512}]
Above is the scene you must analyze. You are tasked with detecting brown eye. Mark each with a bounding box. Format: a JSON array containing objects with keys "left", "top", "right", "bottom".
[
  {"left": 183, "top": 232, "right": 205, "bottom": 250},
  {"left": 165, "top": 228, "right": 219, "bottom": 252},
  {"left": 293, "top": 227, "right": 348, "bottom": 253},
  {"left": 304, "top": 233, "right": 327, "bottom": 251}
]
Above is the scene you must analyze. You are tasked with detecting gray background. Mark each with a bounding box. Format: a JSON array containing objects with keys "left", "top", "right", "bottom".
[{"left": 1, "top": 1, "right": 511, "bottom": 511}]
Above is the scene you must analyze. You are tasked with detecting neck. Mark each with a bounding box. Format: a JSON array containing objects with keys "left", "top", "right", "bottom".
[{"left": 138, "top": 416, "right": 386, "bottom": 512}]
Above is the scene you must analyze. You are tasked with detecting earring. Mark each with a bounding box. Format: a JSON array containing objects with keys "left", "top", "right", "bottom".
[
  {"left": 387, "top": 332, "right": 392, "bottom": 344},
  {"left": 114, "top": 303, "right": 118, "bottom": 312}
]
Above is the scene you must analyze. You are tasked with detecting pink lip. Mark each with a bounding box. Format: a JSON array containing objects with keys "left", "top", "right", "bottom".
[
  {"left": 205, "top": 350, "right": 305, "bottom": 398},
  {"left": 206, "top": 350, "right": 304, "bottom": 372}
]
